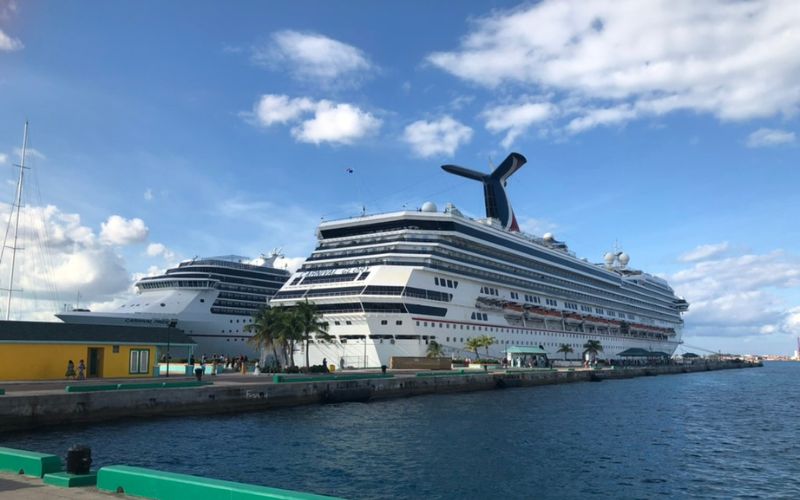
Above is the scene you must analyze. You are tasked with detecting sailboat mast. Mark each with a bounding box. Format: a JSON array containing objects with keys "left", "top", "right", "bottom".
[{"left": 5, "top": 121, "right": 28, "bottom": 320}]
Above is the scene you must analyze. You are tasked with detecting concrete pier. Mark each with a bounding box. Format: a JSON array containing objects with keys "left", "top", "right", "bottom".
[{"left": 0, "top": 361, "right": 759, "bottom": 433}]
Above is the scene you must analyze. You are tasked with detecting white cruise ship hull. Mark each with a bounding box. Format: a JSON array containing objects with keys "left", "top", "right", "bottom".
[{"left": 277, "top": 265, "right": 682, "bottom": 370}]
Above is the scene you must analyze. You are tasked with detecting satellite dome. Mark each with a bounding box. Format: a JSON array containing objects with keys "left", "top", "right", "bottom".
[
  {"left": 618, "top": 253, "right": 630, "bottom": 266},
  {"left": 543, "top": 232, "right": 554, "bottom": 241},
  {"left": 421, "top": 201, "right": 437, "bottom": 213},
  {"left": 604, "top": 252, "right": 615, "bottom": 265}
]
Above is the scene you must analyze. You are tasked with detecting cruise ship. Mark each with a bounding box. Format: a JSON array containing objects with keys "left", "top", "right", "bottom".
[
  {"left": 271, "top": 153, "right": 688, "bottom": 368},
  {"left": 57, "top": 254, "right": 290, "bottom": 356}
]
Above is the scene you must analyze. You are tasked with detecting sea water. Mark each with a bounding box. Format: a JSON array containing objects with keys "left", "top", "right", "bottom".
[{"left": 2, "top": 362, "right": 798, "bottom": 499}]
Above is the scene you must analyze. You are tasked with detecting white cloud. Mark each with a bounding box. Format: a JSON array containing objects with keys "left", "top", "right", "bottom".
[
  {"left": 146, "top": 242, "right": 177, "bottom": 264},
  {"left": 429, "top": 0, "right": 800, "bottom": 135},
  {"left": 0, "top": 203, "right": 138, "bottom": 320},
  {"left": 0, "top": 29, "right": 22, "bottom": 52},
  {"left": 274, "top": 256, "right": 306, "bottom": 273},
  {"left": 14, "top": 146, "right": 45, "bottom": 161},
  {"left": 746, "top": 128, "right": 796, "bottom": 148},
  {"left": 0, "top": 153, "right": 7, "bottom": 165},
  {"left": 668, "top": 249, "right": 800, "bottom": 337},
  {"left": 99, "top": 215, "right": 149, "bottom": 245},
  {"left": 403, "top": 116, "right": 473, "bottom": 157},
  {"left": 565, "top": 105, "right": 637, "bottom": 134},
  {"left": 247, "top": 94, "right": 381, "bottom": 145},
  {"left": 292, "top": 101, "right": 381, "bottom": 145},
  {"left": 253, "top": 30, "right": 371, "bottom": 85},
  {"left": 679, "top": 242, "right": 730, "bottom": 262},
  {"left": 482, "top": 99, "right": 555, "bottom": 147},
  {"left": 0, "top": 1, "right": 18, "bottom": 20},
  {"left": 517, "top": 216, "right": 558, "bottom": 236},
  {"left": 216, "top": 196, "right": 319, "bottom": 257},
  {"left": 144, "top": 188, "right": 154, "bottom": 201},
  {"left": 146, "top": 242, "right": 166, "bottom": 257},
  {"left": 252, "top": 94, "right": 316, "bottom": 127}
]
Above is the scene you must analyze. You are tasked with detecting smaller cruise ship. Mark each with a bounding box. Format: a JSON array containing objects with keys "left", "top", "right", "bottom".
[{"left": 57, "top": 254, "right": 290, "bottom": 356}]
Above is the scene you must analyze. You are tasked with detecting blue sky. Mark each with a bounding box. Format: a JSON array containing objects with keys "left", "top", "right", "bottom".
[{"left": 0, "top": 0, "right": 798, "bottom": 355}]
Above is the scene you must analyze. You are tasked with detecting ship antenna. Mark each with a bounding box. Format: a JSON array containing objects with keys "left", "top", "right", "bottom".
[{"left": 0, "top": 121, "right": 30, "bottom": 320}]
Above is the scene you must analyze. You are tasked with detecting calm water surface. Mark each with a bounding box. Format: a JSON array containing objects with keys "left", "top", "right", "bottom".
[{"left": 3, "top": 362, "right": 799, "bottom": 499}]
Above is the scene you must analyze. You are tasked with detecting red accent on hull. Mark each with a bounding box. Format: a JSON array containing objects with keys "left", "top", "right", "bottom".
[{"left": 509, "top": 212, "right": 520, "bottom": 232}]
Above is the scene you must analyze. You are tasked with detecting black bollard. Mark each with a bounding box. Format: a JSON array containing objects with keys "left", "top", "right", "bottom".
[
  {"left": 66, "top": 445, "right": 92, "bottom": 475},
  {"left": 381, "top": 365, "right": 387, "bottom": 374}
]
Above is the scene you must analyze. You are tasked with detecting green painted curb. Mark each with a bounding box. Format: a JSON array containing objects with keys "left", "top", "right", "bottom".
[
  {"left": 415, "top": 370, "right": 468, "bottom": 377},
  {"left": 97, "top": 465, "right": 342, "bottom": 499},
  {"left": 65, "top": 381, "right": 212, "bottom": 393},
  {"left": 0, "top": 447, "right": 62, "bottom": 477},
  {"left": 272, "top": 373, "right": 394, "bottom": 383},
  {"left": 43, "top": 471, "right": 97, "bottom": 487},
  {"left": 0, "top": 388, "right": 4, "bottom": 395}
]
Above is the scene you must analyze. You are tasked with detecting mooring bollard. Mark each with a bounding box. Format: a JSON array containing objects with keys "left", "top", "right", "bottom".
[{"left": 66, "top": 444, "right": 92, "bottom": 475}]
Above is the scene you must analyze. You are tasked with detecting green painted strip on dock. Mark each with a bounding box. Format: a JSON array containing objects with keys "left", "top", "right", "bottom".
[
  {"left": 415, "top": 370, "right": 469, "bottom": 377},
  {"left": 0, "top": 388, "right": 4, "bottom": 395},
  {"left": 43, "top": 471, "right": 97, "bottom": 488},
  {"left": 503, "top": 368, "right": 557, "bottom": 373},
  {"left": 96, "top": 465, "right": 342, "bottom": 499},
  {"left": 272, "top": 373, "right": 394, "bottom": 383},
  {"left": 65, "top": 381, "right": 213, "bottom": 393},
  {"left": 0, "top": 447, "right": 62, "bottom": 478}
]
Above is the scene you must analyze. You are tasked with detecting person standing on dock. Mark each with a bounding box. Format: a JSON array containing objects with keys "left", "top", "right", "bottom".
[
  {"left": 65, "top": 360, "right": 75, "bottom": 379},
  {"left": 77, "top": 360, "right": 86, "bottom": 380}
]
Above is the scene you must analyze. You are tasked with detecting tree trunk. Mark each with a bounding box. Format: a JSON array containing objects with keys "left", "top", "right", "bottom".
[
  {"left": 272, "top": 345, "right": 280, "bottom": 369},
  {"left": 305, "top": 332, "right": 310, "bottom": 369}
]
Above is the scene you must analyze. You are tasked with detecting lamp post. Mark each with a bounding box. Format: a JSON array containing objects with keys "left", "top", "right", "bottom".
[{"left": 166, "top": 320, "right": 177, "bottom": 378}]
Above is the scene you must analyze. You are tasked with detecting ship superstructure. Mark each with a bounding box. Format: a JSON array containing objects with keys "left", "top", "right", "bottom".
[
  {"left": 271, "top": 153, "right": 688, "bottom": 368},
  {"left": 57, "top": 254, "right": 290, "bottom": 356}
]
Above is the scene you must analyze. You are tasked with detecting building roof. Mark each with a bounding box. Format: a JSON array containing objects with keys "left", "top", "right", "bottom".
[
  {"left": 507, "top": 346, "right": 548, "bottom": 355},
  {"left": 0, "top": 321, "right": 196, "bottom": 346}
]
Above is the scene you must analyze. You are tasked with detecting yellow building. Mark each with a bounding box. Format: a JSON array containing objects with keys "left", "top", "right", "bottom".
[{"left": 0, "top": 321, "right": 195, "bottom": 381}]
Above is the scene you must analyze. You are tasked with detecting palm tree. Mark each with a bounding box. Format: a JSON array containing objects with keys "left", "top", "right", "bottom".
[
  {"left": 557, "top": 343, "right": 574, "bottom": 361},
  {"left": 479, "top": 335, "right": 496, "bottom": 357},
  {"left": 465, "top": 337, "right": 483, "bottom": 360},
  {"left": 293, "top": 300, "right": 331, "bottom": 369},
  {"left": 426, "top": 340, "right": 444, "bottom": 358},
  {"left": 245, "top": 307, "right": 281, "bottom": 367},
  {"left": 583, "top": 339, "right": 603, "bottom": 362},
  {"left": 267, "top": 305, "right": 298, "bottom": 368}
]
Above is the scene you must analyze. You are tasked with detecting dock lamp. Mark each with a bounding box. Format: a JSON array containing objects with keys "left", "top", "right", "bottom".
[{"left": 166, "top": 319, "right": 177, "bottom": 378}]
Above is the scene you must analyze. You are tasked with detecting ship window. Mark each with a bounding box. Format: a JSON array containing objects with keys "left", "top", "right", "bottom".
[
  {"left": 346, "top": 321, "right": 352, "bottom": 325},
  {"left": 200, "top": 299, "right": 205, "bottom": 303},
  {"left": 381, "top": 320, "right": 388, "bottom": 325},
  {"left": 447, "top": 279, "right": 453, "bottom": 288},
  {"left": 435, "top": 277, "right": 440, "bottom": 285},
  {"left": 416, "top": 321, "right": 420, "bottom": 326},
  {"left": 396, "top": 320, "right": 402, "bottom": 325},
  {"left": 160, "top": 303, "right": 165, "bottom": 307},
  {"left": 334, "top": 321, "right": 341, "bottom": 325}
]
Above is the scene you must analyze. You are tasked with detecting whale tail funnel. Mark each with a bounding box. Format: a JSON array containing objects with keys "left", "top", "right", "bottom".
[{"left": 441, "top": 153, "right": 526, "bottom": 232}]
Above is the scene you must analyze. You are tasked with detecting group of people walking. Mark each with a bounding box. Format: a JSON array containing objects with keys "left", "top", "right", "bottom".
[{"left": 65, "top": 359, "right": 85, "bottom": 380}]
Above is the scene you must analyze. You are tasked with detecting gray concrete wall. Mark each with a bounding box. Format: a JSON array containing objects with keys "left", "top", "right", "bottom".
[{"left": 0, "top": 362, "right": 758, "bottom": 433}]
